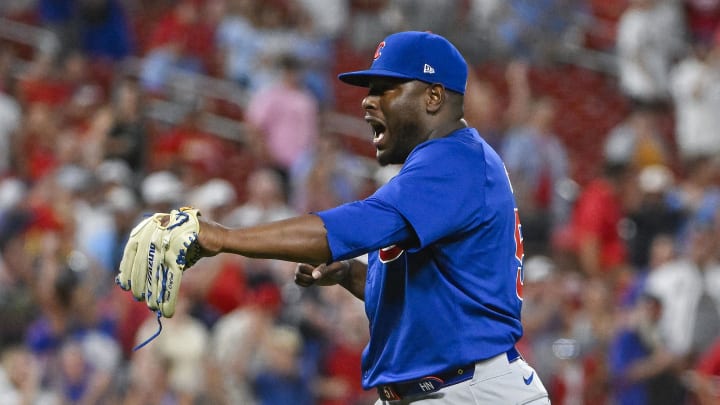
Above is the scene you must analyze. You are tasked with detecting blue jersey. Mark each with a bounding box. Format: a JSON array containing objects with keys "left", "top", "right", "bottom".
[{"left": 317, "top": 128, "right": 524, "bottom": 389}]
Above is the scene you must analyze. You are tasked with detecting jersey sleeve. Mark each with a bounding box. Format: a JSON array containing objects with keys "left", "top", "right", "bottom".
[{"left": 316, "top": 198, "right": 416, "bottom": 262}]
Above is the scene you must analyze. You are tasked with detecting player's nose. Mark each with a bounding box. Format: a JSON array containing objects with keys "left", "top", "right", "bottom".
[{"left": 362, "top": 94, "right": 378, "bottom": 111}]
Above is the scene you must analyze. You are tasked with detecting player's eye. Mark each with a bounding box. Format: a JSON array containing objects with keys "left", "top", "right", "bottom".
[
  {"left": 368, "top": 78, "right": 408, "bottom": 95},
  {"left": 368, "top": 84, "right": 391, "bottom": 96}
]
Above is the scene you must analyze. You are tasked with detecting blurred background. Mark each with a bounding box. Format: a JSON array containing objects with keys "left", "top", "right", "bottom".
[{"left": 0, "top": 0, "right": 719, "bottom": 404}]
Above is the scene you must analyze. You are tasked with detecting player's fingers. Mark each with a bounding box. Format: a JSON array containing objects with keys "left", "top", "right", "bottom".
[
  {"left": 117, "top": 215, "right": 156, "bottom": 293},
  {"left": 146, "top": 228, "right": 167, "bottom": 312},
  {"left": 311, "top": 261, "right": 349, "bottom": 286},
  {"left": 130, "top": 226, "right": 152, "bottom": 302},
  {"left": 158, "top": 263, "right": 184, "bottom": 318},
  {"left": 294, "top": 263, "right": 316, "bottom": 287},
  {"left": 116, "top": 235, "right": 137, "bottom": 291},
  {"left": 311, "top": 263, "right": 330, "bottom": 280}
]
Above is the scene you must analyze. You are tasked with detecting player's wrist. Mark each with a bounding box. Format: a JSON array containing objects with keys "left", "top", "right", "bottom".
[
  {"left": 337, "top": 260, "right": 353, "bottom": 285},
  {"left": 197, "top": 220, "right": 228, "bottom": 257}
]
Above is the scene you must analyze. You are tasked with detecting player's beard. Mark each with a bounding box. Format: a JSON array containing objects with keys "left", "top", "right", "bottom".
[{"left": 377, "top": 116, "right": 424, "bottom": 166}]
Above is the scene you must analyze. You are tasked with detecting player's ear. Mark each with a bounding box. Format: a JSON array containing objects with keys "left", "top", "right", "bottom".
[{"left": 425, "top": 83, "right": 445, "bottom": 113}]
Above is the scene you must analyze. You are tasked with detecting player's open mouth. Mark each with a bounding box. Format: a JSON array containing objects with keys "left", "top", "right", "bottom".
[{"left": 365, "top": 116, "right": 386, "bottom": 146}]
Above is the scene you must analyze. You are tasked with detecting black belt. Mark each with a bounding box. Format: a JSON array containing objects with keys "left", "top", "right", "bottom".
[{"left": 377, "top": 347, "right": 523, "bottom": 401}]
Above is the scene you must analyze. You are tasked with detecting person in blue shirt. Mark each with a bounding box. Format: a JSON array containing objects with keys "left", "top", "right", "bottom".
[{"left": 196, "top": 31, "right": 550, "bottom": 404}]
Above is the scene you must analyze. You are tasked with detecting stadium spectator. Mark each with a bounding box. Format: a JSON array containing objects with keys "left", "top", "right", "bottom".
[
  {"left": 465, "top": 61, "right": 536, "bottom": 160},
  {"left": 501, "top": 95, "right": 572, "bottom": 256},
  {"left": 148, "top": 105, "right": 231, "bottom": 183},
  {"left": 345, "top": 0, "right": 394, "bottom": 52},
  {"left": 682, "top": 0, "right": 720, "bottom": 45},
  {"left": 121, "top": 343, "right": 177, "bottom": 404},
  {"left": 623, "top": 165, "right": 683, "bottom": 270},
  {"left": 139, "top": 0, "right": 217, "bottom": 91},
  {"left": 248, "top": 2, "right": 312, "bottom": 93},
  {"left": 565, "top": 161, "right": 635, "bottom": 281},
  {"left": 492, "top": 0, "right": 591, "bottom": 62},
  {"left": 690, "top": 335, "right": 720, "bottom": 405},
  {"left": 133, "top": 297, "right": 209, "bottom": 405},
  {"left": 386, "top": 0, "right": 464, "bottom": 44},
  {"left": 55, "top": 335, "right": 121, "bottom": 404},
  {"left": 290, "top": 10, "right": 336, "bottom": 108},
  {"left": 657, "top": 226, "right": 720, "bottom": 347},
  {"left": 244, "top": 54, "right": 320, "bottom": 175},
  {"left": 24, "top": 262, "right": 121, "bottom": 402},
  {"left": 669, "top": 30, "right": 720, "bottom": 161},
  {"left": 225, "top": 167, "right": 297, "bottom": 228},
  {"left": 615, "top": 0, "right": 686, "bottom": 107},
  {"left": 603, "top": 105, "right": 672, "bottom": 170},
  {"left": 463, "top": 72, "right": 505, "bottom": 151},
  {"left": 0, "top": 190, "right": 37, "bottom": 347},
  {"left": 215, "top": 0, "right": 263, "bottom": 89},
  {"left": 290, "top": 131, "right": 370, "bottom": 213},
  {"left": 103, "top": 77, "right": 148, "bottom": 177},
  {"left": 209, "top": 282, "right": 284, "bottom": 405},
  {"left": 296, "top": 0, "right": 350, "bottom": 41},
  {"left": 0, "top": 345, "right": 58, "bottom": 404},
  {"left": 221, "top": 167, "right": 298, "bottom": 289},
  {"left": 516, "top": 255, "right": 565, "bottom": 389},
  {"left": 641, "top": 221, "right": 720, "bottom": 402},
  {"left": 76, "top": 0, "right": 133, "bottom": 61},
  {"left": 0, "top": 75, "right": 21, "bottom": 177},
  {"left": 608, "top": 293, "right": 676, "bottom": 405},
  {"left": 139, "top": 170, "right": 185, "bottom": 212},
  {"left": 100, "top": 185, "right": 139, "bottom": 272},
  {"left": 14, "top": 103, "right": 63, "bottom": 181},
  {"left": 574, "top": 278, "right": 616, "bottom": 404},
  {"left": 55, "top": 165, "right": 118, "bottom": 272},
  {"left": 252, "top": 324, "right": 314, "bottom": 405},
  {"left": 666, "top": 155, "right": 720, "bottom": 251},
  {"left": 313, "top": 291, "right": 374, "bottom": 405},
  {"left": 36, "top": 0, "right": 75, "bottom": 59}
]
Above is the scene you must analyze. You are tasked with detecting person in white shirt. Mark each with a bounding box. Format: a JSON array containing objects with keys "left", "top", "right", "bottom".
[
  {"left": 669, "top": 32, "right": 720, "bottom": 160},
  {"left": 616, "top": 0, "right": 686, "bottom": 106},
  {"left": 644, "top": 222, "right": 720, "bottom": 360}
]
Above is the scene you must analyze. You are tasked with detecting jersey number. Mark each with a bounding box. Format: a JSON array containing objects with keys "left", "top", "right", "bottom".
[{"left": 514, "top": 208, "right": 525, "bottom": 301}]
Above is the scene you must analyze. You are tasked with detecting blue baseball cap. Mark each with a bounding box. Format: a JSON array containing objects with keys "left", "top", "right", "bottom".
[{"left": 338, "top": 31, "right": 468, "bottom": 94}]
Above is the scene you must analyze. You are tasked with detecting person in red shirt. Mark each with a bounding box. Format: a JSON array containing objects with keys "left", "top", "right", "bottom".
[
  {"left": 691, "top": 336, "right": 720, "bottom": 405},
  {"left": 568, "top": 161, "right": 637, "bottom": 281}
]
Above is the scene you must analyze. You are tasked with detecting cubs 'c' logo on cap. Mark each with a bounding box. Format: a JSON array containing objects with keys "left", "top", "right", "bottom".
[
  {"left": 379, "top": 245, "right": 404, "bottom": 263},
  {"left": 373, "top": 41, "right": 386, "bottom": 60}
]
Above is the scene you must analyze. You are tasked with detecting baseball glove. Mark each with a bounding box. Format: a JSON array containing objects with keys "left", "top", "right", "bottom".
[{"left": 116, "top": 207, "right": 202, "bottom": 318}]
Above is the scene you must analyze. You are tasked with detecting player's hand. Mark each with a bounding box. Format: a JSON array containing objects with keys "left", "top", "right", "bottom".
[
  {"left": 116, "top": 207, "right": 203, "bottom": 318},
  {"left": 294, "top": 261, "right": 350, "bottom": 287}
]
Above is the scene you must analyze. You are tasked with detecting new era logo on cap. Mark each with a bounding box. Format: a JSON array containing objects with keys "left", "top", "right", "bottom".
[{"left": 338, "top": 31, "right": 468, "bottom": 94}]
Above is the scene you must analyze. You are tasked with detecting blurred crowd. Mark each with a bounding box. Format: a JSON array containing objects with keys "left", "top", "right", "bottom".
[{"left": 0, "top": 0, "right": 719, "bottom": 404}]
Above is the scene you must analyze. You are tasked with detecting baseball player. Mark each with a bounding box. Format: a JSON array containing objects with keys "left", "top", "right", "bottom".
[
  {"left": 120, "top": 31, "right": 550, "bottom": 404},
  {"left": 196, "top": 31, "right": 550, "bottom": 404}
]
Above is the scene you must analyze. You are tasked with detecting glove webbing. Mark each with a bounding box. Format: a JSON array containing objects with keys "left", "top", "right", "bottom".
[{"left": 167, "top": 210, "right": 190, "bottom": 230}]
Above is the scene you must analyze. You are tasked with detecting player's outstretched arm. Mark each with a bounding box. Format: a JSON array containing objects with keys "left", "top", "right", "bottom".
[
  {"left": 294, "top": 260, "right": 367, "bottom": 301},
  {"left": 197, "top": 213, "right": 333, "bottom": 265}
]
